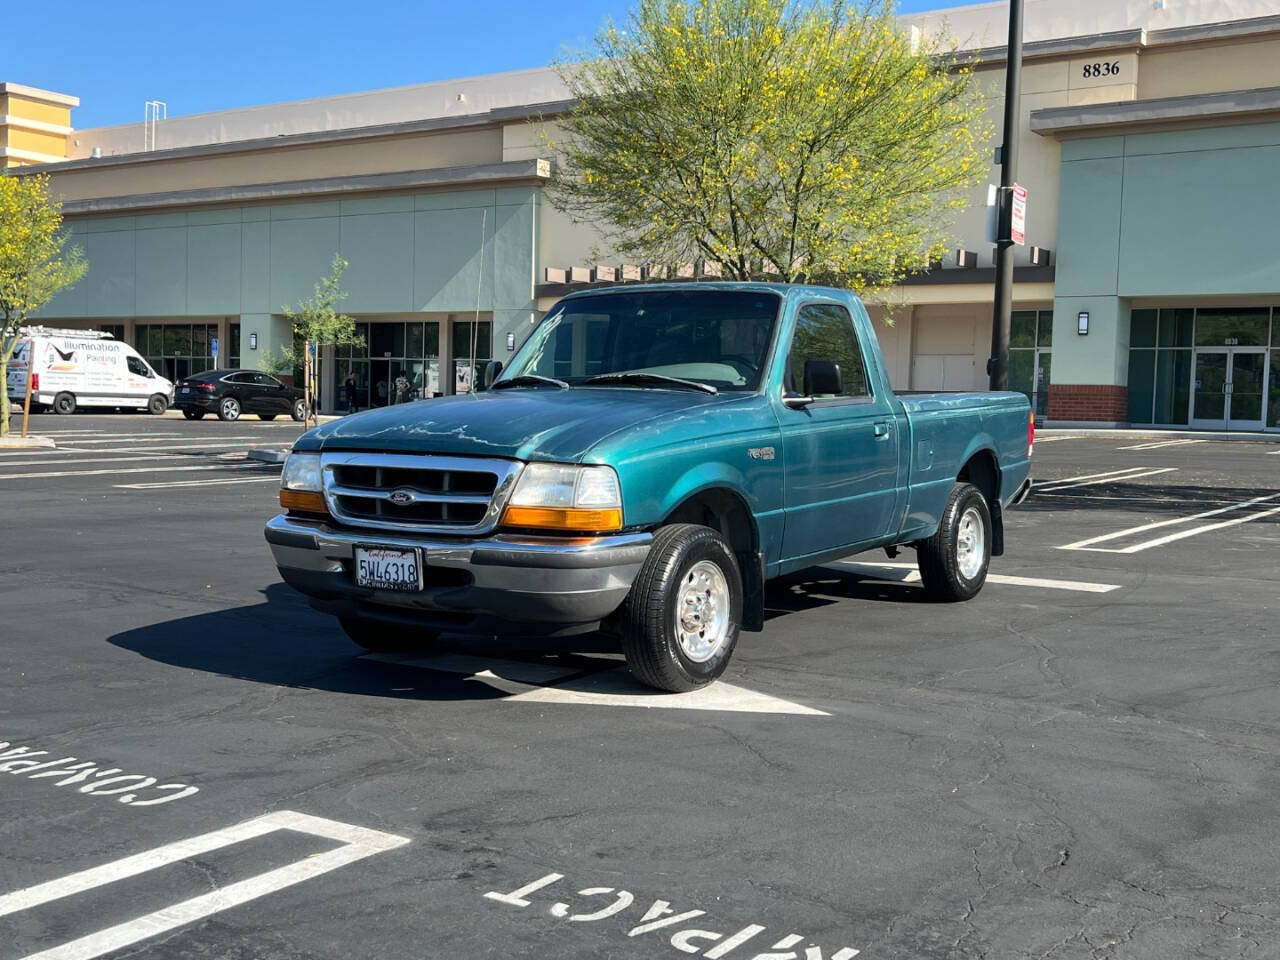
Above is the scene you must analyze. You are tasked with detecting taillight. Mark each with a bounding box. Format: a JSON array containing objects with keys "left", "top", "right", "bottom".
[
  {"left": 30, "top": 373, "right": 38, "bottom": 391},
  {"left": 195, "top": 382, "right": 216, "bottom": 393},
  {"left": 1028, "top": 412, "right": 1035, "bottom": 457}
]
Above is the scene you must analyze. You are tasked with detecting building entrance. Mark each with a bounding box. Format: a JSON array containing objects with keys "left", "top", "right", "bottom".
[{"left": 1191, "top": 348, "right": 1267, "bottom": 430}]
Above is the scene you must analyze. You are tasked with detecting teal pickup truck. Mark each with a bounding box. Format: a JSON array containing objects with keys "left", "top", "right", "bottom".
[{"left": 266, "top": 284, "right": 1032, "bottom": 691}]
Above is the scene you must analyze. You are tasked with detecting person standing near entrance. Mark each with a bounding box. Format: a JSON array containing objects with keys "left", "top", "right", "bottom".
[
  {"left": 344, "top": 372, "right": 359, "bottom": 414},
  {"left": 394, "top": 372, "right": 411, "bottom": 405}
]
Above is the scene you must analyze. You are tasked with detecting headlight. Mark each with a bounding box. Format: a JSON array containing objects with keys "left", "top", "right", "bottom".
[
  {"left": 502, "top": 463, "right": 622, "bottom": 532},
  {"left": 279, "top": 452, "right": 327, "bottom": 514}
]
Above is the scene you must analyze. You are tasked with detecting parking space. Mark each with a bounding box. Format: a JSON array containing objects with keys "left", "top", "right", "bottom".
[{"left": 2, "top": 419, "right": 1278, "bottom": 959}]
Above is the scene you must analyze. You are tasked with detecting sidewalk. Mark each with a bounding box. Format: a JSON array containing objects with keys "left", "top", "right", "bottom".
[{"left": 1038, "top": 426, "right": 1279, "bottom": 443}]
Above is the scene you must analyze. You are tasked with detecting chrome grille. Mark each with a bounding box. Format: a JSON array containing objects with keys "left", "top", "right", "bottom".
[{"left": 320, "top": 452, "right": 522, "bottom": 534}]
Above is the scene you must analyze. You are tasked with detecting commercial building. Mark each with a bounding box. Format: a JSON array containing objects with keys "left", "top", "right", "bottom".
[{"left": 7, "top": 0, "right": 1280, "bottom": 430}]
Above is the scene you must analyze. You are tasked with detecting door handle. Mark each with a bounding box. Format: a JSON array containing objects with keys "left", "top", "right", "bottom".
[{"left": 873, "top": 422, "right": 890, "bottom": 438}]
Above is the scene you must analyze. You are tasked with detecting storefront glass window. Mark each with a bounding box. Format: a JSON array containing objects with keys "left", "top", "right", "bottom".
[
  {"left": 1194, "top": 308, "right": 1269, "bottom": 347},
  {"left": 1010, "top": 311, "right": 1036, "bottom": 348},
  {"left": 1130, "top": 310, "right": 1157, "bottom": 347},
  {"left": 1127, "top": 350, "right": 1155, "bottom": 424},
  {"left": 1158, "top": 308, "right": 1194, "bottom": 348},
  {"left": 1153, "top": 349, "right": 1192, "bottom": 425},
  {"left": 135, "top": 323, "right": 217, "bottom": 381},
  {"left": 1037, "top": 311, "right": 1053, "bottom": 347},
  {"left": 229, "top": 325, "right": 240, "bottom": 368},
  {"left": 452, "top": 320, "right": 492, "bottom": 394},
  {"left": 1269, "top": 351, "right": 1280, "bottom": 428}
]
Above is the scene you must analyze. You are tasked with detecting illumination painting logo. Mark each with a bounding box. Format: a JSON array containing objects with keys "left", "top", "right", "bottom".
[{"left": 44, "top": 343, "right": 77, "bottom": 372}]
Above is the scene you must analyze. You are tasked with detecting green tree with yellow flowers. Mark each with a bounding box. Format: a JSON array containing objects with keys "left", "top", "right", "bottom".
[
  {"left": 0, "top": 174, "right": 88, "bottom": 437},
  {"left": 548, "top": 0, "right": 989, "bottom": 293}
]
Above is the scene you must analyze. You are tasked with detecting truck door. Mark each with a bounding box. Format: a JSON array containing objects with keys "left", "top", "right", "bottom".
[{"left": 777, "top": 302, "right": 900, "bottom": 561}]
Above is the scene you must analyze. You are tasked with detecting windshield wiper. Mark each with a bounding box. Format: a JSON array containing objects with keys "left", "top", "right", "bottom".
[
  {"left": 584, "top": 372, "right": 718, "bottom": 394},
  {"left": 491, "top": 374, "right": 570, "bottom": 390}
]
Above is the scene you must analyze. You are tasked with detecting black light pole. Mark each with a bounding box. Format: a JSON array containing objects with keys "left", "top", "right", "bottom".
[{"left": 988, "top": 0, "right": 1024, "bottom": 391}]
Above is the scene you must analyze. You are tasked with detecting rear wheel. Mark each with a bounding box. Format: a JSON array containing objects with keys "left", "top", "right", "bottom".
[
  {"left": 291, "top": 398, "right": 307, "bottom": 422},
  {"left": 182, "top": 409, "right": 205, "bottom": 420},
  {"left": 217, "top": 396, "right": 241, "bottom": 422},
  {"left": 53, "top": 392, "right": 76, "bottom": 415},
  {"left": 619, "top": 524, "right": 742, "bottom": 692},
  {"left": 339, "top": 617, "right": 439, "bottom": 653},
  {"left": 917, "top": 482, "right": 991, "bottom": 602},
  {"left": 147, "top": 394, "right": 168, "bottom": 415}
]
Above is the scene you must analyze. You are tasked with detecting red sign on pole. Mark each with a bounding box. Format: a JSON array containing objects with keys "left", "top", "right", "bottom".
[{"left": 1010, "top": 184, "right": 1027, "bottom": 246}]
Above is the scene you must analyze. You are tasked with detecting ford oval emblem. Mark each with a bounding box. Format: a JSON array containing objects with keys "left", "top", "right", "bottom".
[{"left": 388, "top": 488, "right": 417, "bottom": 506}]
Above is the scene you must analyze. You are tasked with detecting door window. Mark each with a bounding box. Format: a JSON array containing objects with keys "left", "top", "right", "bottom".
[
  {"left": 253, "top": 373, "right": 281, "bottom": 388},
  {"left": 126, "top": 356, "right": 152, "bottom": 378},
  {"left": 786, "top": 304, "right": 870, "bottom": 398}
]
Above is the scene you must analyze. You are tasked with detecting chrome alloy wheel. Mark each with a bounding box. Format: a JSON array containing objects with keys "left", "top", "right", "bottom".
[
  {"left": 956, "top": 505, "right": 985, "bottom": 580},
  {"left": 674, "top": 560, "right": 731, "bottom": 663},
  {"left": 221, "top": 398, "right": 240, "bottom": 421}
]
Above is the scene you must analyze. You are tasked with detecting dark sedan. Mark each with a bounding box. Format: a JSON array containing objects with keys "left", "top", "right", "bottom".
[{"left": 174, "top": 369, "right": 307, "bottom": 422}]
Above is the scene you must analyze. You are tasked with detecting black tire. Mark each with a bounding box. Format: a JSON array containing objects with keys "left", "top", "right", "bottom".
[
  {"left": 917, "top": 482, "right": 992, "bottom": 602},
  {"left": 217, "top": 396, "right": 241, "bottom": 422},
  {"left": 147, "top": 394, "right": 168, "bottom": 415},
  {"left": 53, "top": 392, "right": 76, "bottom": 415},
  {"left": 339, "top": 617, "right": 439, "bottom": 653},
  {"left": 290, "top": 398, "right": 306, "bottom": 422},
  {"left": 182, "top": 409, "right": 205, "bottom": 420},
  {"left": 619, "top": 523, "right": 743, "bottom": 692},
  {"left": 259, "top": 414, "right": 277, "bottom": 421}
]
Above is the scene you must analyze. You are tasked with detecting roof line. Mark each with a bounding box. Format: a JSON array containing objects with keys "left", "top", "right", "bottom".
[
  {"left": 0, "top": 82, "right": 80, "bottom": 107},
  {"left": 55, "top": 158, "right": 551, "bottom": 216},
  {"left": 16, "top": 100, "right": 575, "bottom": 175},
  {"left": 1031, "top": 85, "right": 1280, "bottom": 136}
]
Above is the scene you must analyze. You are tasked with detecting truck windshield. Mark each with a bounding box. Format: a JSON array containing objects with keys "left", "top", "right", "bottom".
[{"left": 500, "top": 290, "right": 781, "bottom": 391}]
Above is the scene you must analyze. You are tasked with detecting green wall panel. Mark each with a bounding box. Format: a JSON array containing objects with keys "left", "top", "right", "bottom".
[
  {"left": 240, "top": 220, "right": 271, "bottom": 314},
  {"left": 269, "top": 216, "right": 340, "bottom": 310},
  {"left": 339, "top": 212, "right": 414, "bottom": 312},
  {"left": 135, "top": 226, "right": 188, "bottom": 316},
  {"left": 188, "top": 223, "right": 242, "bottom": 314},
  {"left": 414, "top": 207, "right": 495, "bottom": 311},
  {"left": 1054, "top": 157, "right": 1123, "bottom": 298},
  {"left": 83, "top": 231, "right": 136, "bottom": 316}
]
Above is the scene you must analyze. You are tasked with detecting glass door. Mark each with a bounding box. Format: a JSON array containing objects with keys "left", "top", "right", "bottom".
[
  {"left": 1227, "top": 350, "right": 1266, "bottom": 431},
  {"left": 1191, "top": 351, "right": 1227, "bottom": 428}
]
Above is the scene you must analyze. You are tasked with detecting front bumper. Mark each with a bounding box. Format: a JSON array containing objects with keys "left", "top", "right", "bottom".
[{"left": 264, "top": 513, "right": 651, "bottom": 635}]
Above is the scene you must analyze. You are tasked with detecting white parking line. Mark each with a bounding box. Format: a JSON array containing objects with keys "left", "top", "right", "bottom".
[
  {"left": 1033, "top": 467, "right": 1153, "bottom": 487},
  {"left": 1117, "top": 438, "right": 1207, "bottom": 450},
  {"left": 836, "top": 561, "right": 1122, "bottom": 593},
  {"left": 115, "top": 476, "right": 281, "bottom": 489},
  {"left": 51, "top": 434, "right": 186, "bottom": 443},
  {"left": 0, "top": 463, "right": 273, "bottom": 481},
  {"left": 1034, "top": 468, "right": 1172, "bottom": 491},
  {"left": 0, "top": 454, "right": 195, "bottom": 468},
  {"left": 0, "top": 441, "right": 279, "bottom": 458},
  {"left": 1059, "top": 491, "right": 1280, "bottom": 553},
  {"left": 2, "top": 810, "right": 409, "bottom": 960}
]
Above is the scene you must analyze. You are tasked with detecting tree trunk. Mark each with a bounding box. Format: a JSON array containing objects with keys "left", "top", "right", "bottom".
[{"left": 0, "top": 358, "right": 10, "bottom": 438}]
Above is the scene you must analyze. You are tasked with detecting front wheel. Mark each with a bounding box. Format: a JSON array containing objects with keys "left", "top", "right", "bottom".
[
  {"left": 147, "top": 394, "right": 168, "bottom": 415},
  {"left": 339, "top": 617, "right": 439, "bottom": 653},
  {"left": 291, "top": 399, "right": 306, "bottom": 422},
  {"left": 619, "top": 524, "right": 742, "bottom": 692},
  {"left": 217, "top": 396, "right": 241, "bottom": 422},
  {"left": 917, "top": 482, "right": 992, "bottom": 602}
]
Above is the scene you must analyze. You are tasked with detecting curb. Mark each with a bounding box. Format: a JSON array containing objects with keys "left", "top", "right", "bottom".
[{"left": 0, "top": 435, "right": 56, "bottom": 449}]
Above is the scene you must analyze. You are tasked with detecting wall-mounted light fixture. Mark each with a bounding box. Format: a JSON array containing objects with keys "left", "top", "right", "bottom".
[
  {"left": 249, "top": 332, "right": 258, "bottom": 350},
  {"left": 1077, "top": 312, "right": 1090, "bottom": 335},
  {"left": 506, "top": 332, "right": 515, "bottom": 352}
]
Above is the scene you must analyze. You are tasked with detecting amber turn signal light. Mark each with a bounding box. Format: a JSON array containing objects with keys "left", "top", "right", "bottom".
[
  {"left": 501, "top": 505, "right": 623, "bottom": 532},
  {"left": 280, "top": 489, "right": 328, "bottom": 514}
]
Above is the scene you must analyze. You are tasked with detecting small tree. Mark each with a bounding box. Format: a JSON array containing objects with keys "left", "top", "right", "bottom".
[
  {"left": 549, "top": 0, "right": 988, "bottom": 294},
  {"left": 0, "top": 174, "right": 87, "bottom": 436},
  {"left": 271, "top": 254, "right": 362, "bottom": 428}
]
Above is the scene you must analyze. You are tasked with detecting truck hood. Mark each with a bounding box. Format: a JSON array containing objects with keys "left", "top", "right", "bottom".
[{"left": 301, "top": 388, "right": 734, "bottom": 462}]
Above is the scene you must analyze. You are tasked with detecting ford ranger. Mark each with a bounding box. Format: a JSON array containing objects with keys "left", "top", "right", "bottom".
[{"left": 265, "top": 284, "right": 1033, "bottom": 691}]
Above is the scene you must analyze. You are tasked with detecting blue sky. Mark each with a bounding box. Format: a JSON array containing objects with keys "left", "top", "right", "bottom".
[{"left": 8, "top": 0, "right": 958, "bottom": 130}]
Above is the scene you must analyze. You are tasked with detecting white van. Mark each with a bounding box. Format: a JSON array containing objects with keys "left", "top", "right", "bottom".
[{"left": 5, "top": 327, "right": 174, "bottom": 415}]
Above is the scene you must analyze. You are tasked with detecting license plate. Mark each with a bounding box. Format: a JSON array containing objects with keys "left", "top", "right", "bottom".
[
  {"left": 353, "top": 547, "right": 422, "bottom": 591},
  {"left": 180, "top": 387, "right": 191, "bottom": 394}
]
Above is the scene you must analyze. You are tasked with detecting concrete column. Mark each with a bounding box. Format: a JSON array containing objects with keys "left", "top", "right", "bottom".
[
  {"left": 1048, "top": 295, "right": 1131, "bottom": 424},
  {"left": 240, "top": 314, "right": 291, "bottom": 375}
]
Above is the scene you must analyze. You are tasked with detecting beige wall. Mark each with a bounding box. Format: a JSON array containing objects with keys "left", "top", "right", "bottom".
[
  {"left": 44, "top": 127, "right": 506, "bottom": 202},
  {"left": 1139, "top": 36, "right": 1280, "bottom": 100}
]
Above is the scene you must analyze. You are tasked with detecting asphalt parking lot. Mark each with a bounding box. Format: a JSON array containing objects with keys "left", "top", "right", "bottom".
[{"left": 2, "top": 413, "right": 1278, "bottom": 960}]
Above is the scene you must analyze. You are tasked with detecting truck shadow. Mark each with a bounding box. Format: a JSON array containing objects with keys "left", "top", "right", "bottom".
[{"left": 108, "top": 570, "right": 926, "bottom": 701}]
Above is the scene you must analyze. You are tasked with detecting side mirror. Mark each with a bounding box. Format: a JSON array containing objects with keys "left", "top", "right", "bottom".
[
  {"left": 803, "top": 359, "right": 842, "bottom": 397},
  {"left": 480, "top": 359, "right": 504, "bottom": 391}
]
